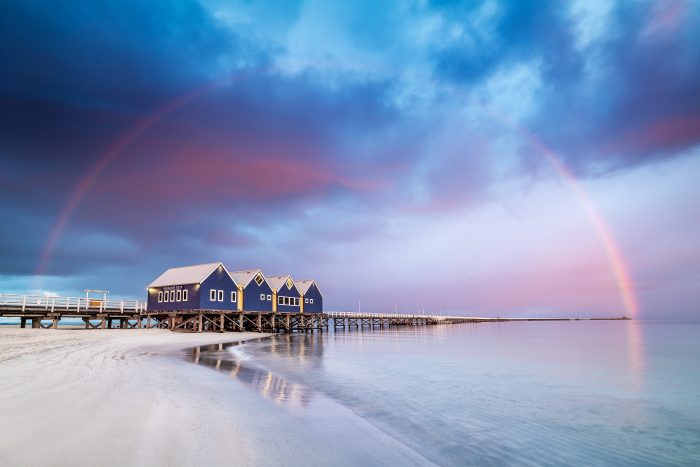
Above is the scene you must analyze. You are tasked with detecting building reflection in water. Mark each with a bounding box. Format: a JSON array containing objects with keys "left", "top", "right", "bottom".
[{"left": 186, "top": 334, "right": 325, "bottom": 408}]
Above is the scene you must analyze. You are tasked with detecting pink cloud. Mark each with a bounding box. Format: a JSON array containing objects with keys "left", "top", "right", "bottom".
[{"left": 603, "top": 114, "right": 700, "bottom": 156}]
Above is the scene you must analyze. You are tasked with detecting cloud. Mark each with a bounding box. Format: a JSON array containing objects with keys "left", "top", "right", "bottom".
[
  {"left": 427, "top": 0, "right": 700, "bottom": 174},
  {"left": 1, "top": 0, "right": 699, "bottom": 317}
]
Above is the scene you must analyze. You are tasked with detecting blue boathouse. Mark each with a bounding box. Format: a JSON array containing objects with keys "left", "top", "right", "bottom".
[
  {"left": 267, "top": 275, "right": 302, "bottom": 313},
  {"left": 147, "top": 262, "right": 239, "bottom": 312},
  {"left": 229, "top": 269, "right": 274, "bottom": 312},
  {"left": 295, "top": 280, "right": 323, "bottom": 313}
]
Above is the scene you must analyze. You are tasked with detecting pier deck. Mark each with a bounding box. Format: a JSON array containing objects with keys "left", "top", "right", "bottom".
[{"left": 0, "top": 293, "right": 628, "bottom": 332}]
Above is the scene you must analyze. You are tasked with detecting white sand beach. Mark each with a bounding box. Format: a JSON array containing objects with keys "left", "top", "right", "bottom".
[
  {"left": 0, "top": 328, "right": 430, "bottom": 467},
  {"left": 0, "top": 329, "right": 272, "bottom": 466}
]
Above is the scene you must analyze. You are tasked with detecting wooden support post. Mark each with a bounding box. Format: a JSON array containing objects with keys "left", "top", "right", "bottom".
[
  {"left": 198, "top": 313, "right": 203, "bottom": 333},
  {"left": 285, "top": 315, "right": 290, "bottom": 331},
  {"left": 220, "top": 314, "right": 225, "bottom": 333},
  {"left": 51, "top": 317, "right": 59, "bottom": 329},
  {"left": 239, "top": 313, "right": 243, "bottom": 332},
  {"left": 20, "top": 317, "right": 26, "bottom": 328},
  {"left": 256, "top": 314, "right": 262, "bottom": 332},
  {"left": 31, "top": 318, "right": 41, "bottom": 329}
]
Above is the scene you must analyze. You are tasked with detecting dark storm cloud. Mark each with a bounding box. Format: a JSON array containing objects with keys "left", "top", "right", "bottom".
[
  {"left": 0, "top": 0, "right": 406, "bottom": 278},
  {"left": 430, "top": 0, "right": 700, "bottom": 174},
  {"left": 433, "top": 0, "right": 580, "bottom": 84},
  {"left": 0, "top": 0, "right": 254, "bottom": 168}
]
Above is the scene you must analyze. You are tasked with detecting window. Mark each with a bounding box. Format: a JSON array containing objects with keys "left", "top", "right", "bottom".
[
  {"left": 217, "top": 290, "right": 224, "bottom": 302},
  {"left": 260, "top": 293, "right": 266, "bottom": 300},
  {"left": 176, "top": 290, "right": 182, "bottom": 302},
  {"left": 164, "top": 291, "right": 169, "bottom": 303},
  {"left": 158, "top": 291, "right": 163, "bottom": 303},
  {"left": 255, "top": 273, "right": 264, "bottom": 286},
  {"left": 182, "top": 290, "right": 188, "bottom": 301},
  {"left": 278, "top": 296, "right": 283, "bottom": 305},
  {"left": 170, "top": 291, "right": 176, "bottom": 302},
  {"left": 310, "top": 299, "right": 314, "bottom": 304},
  {"left": 231, "top": 291, "right": 237, "bottom": 303},
  {"left": 295, "top": 298, "right": 300, "bottom": 306},
  {"left": 267, "top": 294, "right": 272, "bottom": 301},
  {"left": 305, "top": 298, "right": 309, "bottom": 303},
  {"left": 286, "top": 278, "right": 293, "bottom": 289},
  {"left": 210, "top": 289, "right": 216, "bottom": 301}
]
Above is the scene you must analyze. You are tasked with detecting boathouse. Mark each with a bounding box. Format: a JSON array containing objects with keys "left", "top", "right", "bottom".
[
  {"left": 267, "top": 275, "right": 302, "bottom": 313},
  {"left": 228, "top": 269, "right": 274, "bottom": 312},
  {"left": 147, "top": 262, "right": 239, "bottom": 312},
  {"left": 295, "top": 280, "right": 323, "bottom": 313}
]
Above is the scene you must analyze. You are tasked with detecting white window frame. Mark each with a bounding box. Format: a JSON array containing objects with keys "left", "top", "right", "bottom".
[
  {"left": 231, "top": 291, "right": 237, "bottom": 303},
  {"left": 164, "top": 291, "right": 169, "bottom": 303},
  {"left": 176, "top": 290, "right": 182, "bottom": 302},
  {"left": 267, "top": 294, "right": 272, "bottom": 301},
  {"left": 260, "top": 293, "right": 266, "bottom": 300},
  {"left": 182, "top": 289, "right": 188, "bottom": 302},
  {"left": 305, "top": 298, "right": 309, "bottom": 303},
  {"left": 170, "top": 290, "right": 176, "bottom": 302},
  {"left": 278, "top": 296, "right": 283, "bottom": 305},
  {"left": 255, "top": 274, "right": 264, "bottom": 286},
  {"left": 210, "top": 289, "right": 216, "bottom": 301},
  {"left": 310, "top": 298, "right": 314, "bottom": 304},
  {"left": 158, "top": 291, "right": 163, "bottom": 303},
  {"left": 217, "top": 290, "right": 224, "bottom": 302}
]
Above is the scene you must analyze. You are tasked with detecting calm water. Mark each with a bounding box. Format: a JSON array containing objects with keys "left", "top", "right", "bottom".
[{"left": 184, "top": 321, "right": 700, "bottom": 466}]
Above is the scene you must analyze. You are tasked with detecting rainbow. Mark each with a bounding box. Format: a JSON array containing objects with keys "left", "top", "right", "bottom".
[
  {"left": 35, "top": 71, "right": 639, "bottom": 319},
  {"left": 35, "top": 68, "right": 266, "bottom": 283},
  {"left": 484, "top": 110, "right": 639, "bottom": 318}
]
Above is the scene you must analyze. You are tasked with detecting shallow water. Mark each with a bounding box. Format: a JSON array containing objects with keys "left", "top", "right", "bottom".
[{"left": 184, "top": 320, "right": 700, "bottom": 466}]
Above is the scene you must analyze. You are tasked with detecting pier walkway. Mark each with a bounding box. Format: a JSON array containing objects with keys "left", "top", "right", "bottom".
[{"left": 0, "top": 293, "right": 627, "bottom": 333}]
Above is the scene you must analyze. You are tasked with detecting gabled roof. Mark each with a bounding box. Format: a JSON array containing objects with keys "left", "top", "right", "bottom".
[
  {"left": 267, "top": 275, "right": 295, "bottom": 292},
  {"left": 149, "top": 262, "right": 226, "bottom": 288},
  {"left": 229, "top": 269, "right": 265, "bottom": 288},
  {"left": 295, "top": 279, "right": 317, "bottom": 295}
]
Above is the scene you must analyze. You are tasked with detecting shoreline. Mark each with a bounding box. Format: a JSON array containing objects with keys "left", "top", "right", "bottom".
[{"left": 0, "top": 328, "right": 431, "bottom": 466}]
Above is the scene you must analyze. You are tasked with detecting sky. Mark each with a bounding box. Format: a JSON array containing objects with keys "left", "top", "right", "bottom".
[{"left": 1, "top": 0, "right": 699, "bottom": 319}]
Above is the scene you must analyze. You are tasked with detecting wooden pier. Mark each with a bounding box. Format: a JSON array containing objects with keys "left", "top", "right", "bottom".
[{"left": 0, "top": 293, "right": 629, "bottom": 333}]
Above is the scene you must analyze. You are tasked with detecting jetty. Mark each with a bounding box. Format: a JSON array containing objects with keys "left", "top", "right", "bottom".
[{"left": 0, "top": 293, "right": 628, "bottom": 333}]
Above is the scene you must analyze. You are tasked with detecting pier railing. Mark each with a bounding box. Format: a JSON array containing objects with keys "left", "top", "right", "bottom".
[{"left": 0, "top": 293, "right": 147, "bottom": 313}]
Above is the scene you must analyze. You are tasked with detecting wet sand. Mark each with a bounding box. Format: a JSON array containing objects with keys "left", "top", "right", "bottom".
[{"left": 0, "top": 328, "right": 430, "bottom": 467}]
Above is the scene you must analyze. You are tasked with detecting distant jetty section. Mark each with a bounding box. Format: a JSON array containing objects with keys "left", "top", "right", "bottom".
[{"left": 0, "top": 293, "right": 629, "bottom": 333}]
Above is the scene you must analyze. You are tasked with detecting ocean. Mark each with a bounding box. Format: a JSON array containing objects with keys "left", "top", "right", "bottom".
[{"left": 183, "top": 320, "right": 700, "bottom": 466}]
